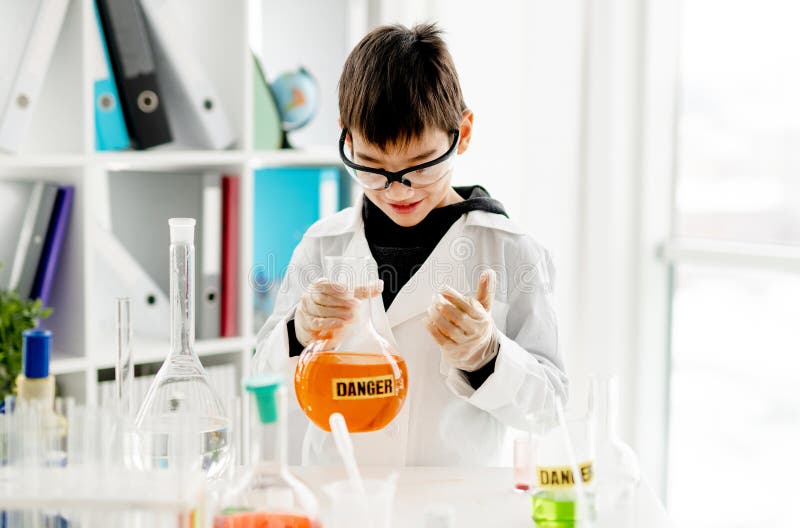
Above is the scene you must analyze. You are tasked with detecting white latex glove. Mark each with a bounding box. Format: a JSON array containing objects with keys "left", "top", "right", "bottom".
[
  {"left": 294, "top": 278, "right": 383, "bottom": 347},
  {"left": 424, "top": 269, "right": 499, "bottom": 372}
]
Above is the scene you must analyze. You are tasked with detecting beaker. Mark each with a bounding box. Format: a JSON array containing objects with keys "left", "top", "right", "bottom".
[
  {"left": 214, "top": 374, "right": 319, "bottom": 528},
  {"left": 531, "top": 406, "right": 596, "bottom": 528},
  {"left": 134, "top": 218, "right": 231, "bottom": 479},
  {"left": 294, "top": 256, "right": 408, "bottom": 433},
  {"left": 323, "top": 475, "right": 397, "bottom": 528}
]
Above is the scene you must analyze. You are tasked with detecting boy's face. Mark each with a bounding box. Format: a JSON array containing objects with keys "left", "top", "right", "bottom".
[{"left": 349, "top": 127, "right": 458, "bottom": 227}]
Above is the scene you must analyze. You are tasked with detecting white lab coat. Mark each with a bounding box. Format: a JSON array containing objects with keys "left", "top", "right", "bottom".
[{"left": 253, "top": 194, "right": 567, "bottom": 467}]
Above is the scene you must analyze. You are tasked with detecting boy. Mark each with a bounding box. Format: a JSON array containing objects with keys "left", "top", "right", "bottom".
[{"left": 254, "top": 23, "right": 567, "bottom": 466}]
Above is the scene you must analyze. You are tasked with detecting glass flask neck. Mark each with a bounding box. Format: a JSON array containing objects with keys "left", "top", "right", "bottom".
[
  {"left": 356, "top": 294, "right": 376, "bottom": 330},
  {"left": 170, "top": 240, "right": 196, "bottom": 359},
  {"left": 592, "top": 377, "right": 618, "bottom": 440},
  {"left": 250, "top": 389, "right": 288, "bottom": 470},
  {"left": 333, "top": 293, "right": 382, "bottom": 350}
]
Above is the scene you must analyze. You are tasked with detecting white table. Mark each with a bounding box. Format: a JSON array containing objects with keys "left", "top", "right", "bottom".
[{"left": 294, "top": 466, "right": 673, "bottom": 527}]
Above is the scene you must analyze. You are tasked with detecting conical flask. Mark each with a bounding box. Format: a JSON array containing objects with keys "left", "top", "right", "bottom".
[
  {"left": 214, "top": 374, "right": 319, "bottom": 528},
  {"left": 294, "top": 256, "right": 408, "bottom": 433},
  {"left": 134, "top": 218, "right": 231, "bottom": 478}
]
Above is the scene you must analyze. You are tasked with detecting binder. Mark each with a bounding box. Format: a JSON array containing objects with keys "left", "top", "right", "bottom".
[
  {"left": 108, "top": 170, "right": 216, "bottom": 337},
  {"left": 93, "top": 226, "right": 170, "bottom": 340},
  {"left": 91, "top": 2, "right": 129, "bottom": 151},
  {"left": 0, "top": 181, "right": 41, "bottom": 289},
  {"left": 0, "top": 0, "right": 70, "bottom": 153},
  {"left": 198, "top": 173, "right": 221, "bottom": 339},
  {"left": 139, "top": 0, "right": 236, "bottom": 150},
  {"left": 30, "top": 186, "right": 74, "bottom": 305},
  {"left": 252, "top": 54, "right": 283, "bottom": 150},
  {"left": 221, "top": 175, "right": 240, "bottom": 337},
  {"left": 96, "top": 0, "right": 172, "bottom": 150},
  {"left": 14, "top": 183, "right": 58, "bottom": 300},
  {"left": 0, "top": 2, "right": 39, "bottom": 149}
]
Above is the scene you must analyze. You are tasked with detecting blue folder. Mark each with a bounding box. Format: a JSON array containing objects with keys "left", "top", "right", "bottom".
[
  {"left": 93, "top": 3, "right": 129, "bottom": 151},
  {"left": 252, "top": 166, "right": 342, "bottom": 330}
]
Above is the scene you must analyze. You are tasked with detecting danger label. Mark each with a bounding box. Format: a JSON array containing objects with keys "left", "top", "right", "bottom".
[
  {"left": 332, "top": 375, "right": 396, "bottom": 400},
  {"left": 536, "top": 461, "right": 594, "bottom": 489}
]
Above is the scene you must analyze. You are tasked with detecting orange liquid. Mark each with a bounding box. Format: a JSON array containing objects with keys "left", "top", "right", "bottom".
[
  {"left": 213, "top": 512, "right": 313, "bottom": 528},
  {"left": 294, "top": 352, "right": 408, "bottom": 432}
]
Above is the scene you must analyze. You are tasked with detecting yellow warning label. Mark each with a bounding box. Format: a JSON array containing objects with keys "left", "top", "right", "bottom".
[
  {"left": 536, "top": 461, "right": 594, "bottom": 489},
  {"left": 331, "top": 375, "right": 396, "bottom": 400}
]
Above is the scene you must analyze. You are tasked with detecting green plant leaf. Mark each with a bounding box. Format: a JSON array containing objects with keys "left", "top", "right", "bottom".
[{"left": 0, "top": 288, "right": 54, "bottom": 400}]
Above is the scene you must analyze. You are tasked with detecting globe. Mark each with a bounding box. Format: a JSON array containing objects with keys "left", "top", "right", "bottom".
[{"left": 270, "top": 68, "right": 318, "bottom": 131}]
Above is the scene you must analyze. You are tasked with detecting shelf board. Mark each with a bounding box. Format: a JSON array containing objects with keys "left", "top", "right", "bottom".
[
  {"left": 91, "top": 149, "right": 247, "bottom": 170},
  {"left": 93, "top": 336, "right": 254, "bottom": 370},
  {"left": 51, "top": 356, "right": 89, "bottom": 375},
  {"left": 0, "top": 154, "right": 85, "bottom": 169},
  {"left": 0, "top": 147, "right": 342, "bottom": 172}
]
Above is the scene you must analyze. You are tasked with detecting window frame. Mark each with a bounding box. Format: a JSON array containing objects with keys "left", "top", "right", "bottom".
[{"left": 639, "top": 0, "right": 800, "bottom": 503}]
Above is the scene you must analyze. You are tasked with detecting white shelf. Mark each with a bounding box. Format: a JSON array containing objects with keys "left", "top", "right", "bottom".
[
  {"left": 91, "top": 146, "right": 340, "bottom": 171},
  {"left": 51, "top": 356, "right": 89, "bottom": 376},
  {"left": 0, "top": 154, "right": 85, "bottom": 169},
  {"left": 92, "top": 336, "right": 255, "bottom": 371},
  {"left": 0, "top": 0, "right": 358, "bottom": 405},
  {"left": 91, "top": 150, "right": 248, "bottom": 170},
  {"left": 0, "top": 147, "right": 341, "bottom": 171}
]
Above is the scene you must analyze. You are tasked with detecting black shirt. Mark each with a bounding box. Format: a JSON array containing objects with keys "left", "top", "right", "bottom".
[{"left": 363, "top": 185, "right": 507, "bottom": 310}]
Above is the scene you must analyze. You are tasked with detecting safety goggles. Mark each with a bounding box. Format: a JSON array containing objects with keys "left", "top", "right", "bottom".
[{"left": 339, "top": 128, "right": 460, "bottom": 190}]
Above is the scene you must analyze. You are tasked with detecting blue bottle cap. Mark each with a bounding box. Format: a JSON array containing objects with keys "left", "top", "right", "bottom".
[
  {"left": 244, "top": 373, "right": 284, "bottom": 424},
  {"left": 22, "top": 329, "right": 51, "bottom": 379}
]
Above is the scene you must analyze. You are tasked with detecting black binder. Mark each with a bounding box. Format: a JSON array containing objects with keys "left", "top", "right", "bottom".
[{"left": 95, "top": 0, "right": 172, "bottom": 149}]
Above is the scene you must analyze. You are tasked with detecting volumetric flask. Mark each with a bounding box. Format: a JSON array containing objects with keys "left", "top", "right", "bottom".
[
  {"left": 134, "top": 218, "right": 231, "bottom": 479},
  {"left": 294, "top": 256, "right": 408, "bottom": 433}
]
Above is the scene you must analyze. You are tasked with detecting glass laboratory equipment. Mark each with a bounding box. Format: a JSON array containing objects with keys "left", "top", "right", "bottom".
[
  {"left": 531, "top": 405, "right": 596, "bottom": 528},
  {"left": 12, "top": 329, "right": 68, "bottom": 468},
  {"left": 513, "top": 433, "right": 536, "bottom": 493},
  {"left": 294, "top": 256, "right": 408, "bottom": 433},
  {"left": 591, "top": 376, "right": 640, "bottom": 528},
  {"left": 214, "top": 374, "right": 319, "bottom": 528},
  {"left": 323, "top": 476, "right": 397, "bottom": 528},
  {"left": 134, "top": 218, "right": 231, "bottom": 479},
  {"left": 115, "top": 297, "right": 134, "bottom": 417}
]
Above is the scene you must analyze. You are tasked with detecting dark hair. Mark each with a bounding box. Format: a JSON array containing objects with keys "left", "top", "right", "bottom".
[{"left": 338, "top": 23, "right": 467, "bottom": 150}]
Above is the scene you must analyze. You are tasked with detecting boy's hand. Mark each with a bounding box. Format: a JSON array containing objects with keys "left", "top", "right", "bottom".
[
  {"left": 294, "top": 278, "right": 383, "bottom": 347},
  {"left": 424, "top": 269, "right": 500, "bottom": 372}
]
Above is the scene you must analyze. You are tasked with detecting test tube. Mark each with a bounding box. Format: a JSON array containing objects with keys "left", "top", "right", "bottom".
[
  {"left": 513, "top": 435, "right": 534, "bottom": 492},
  {"left": 115, "top": 297, "right": 134, "bottom": 417}
]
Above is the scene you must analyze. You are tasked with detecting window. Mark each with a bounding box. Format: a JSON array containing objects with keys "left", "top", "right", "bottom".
[{"left": 666, "top": 1, "right": 800, "bottom": 526}]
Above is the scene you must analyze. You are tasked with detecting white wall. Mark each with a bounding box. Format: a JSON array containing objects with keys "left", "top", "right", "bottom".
[
  {"left": 373, "top": 0, "right": 587, "bottom": 404},
  {"left": 369, "top": 1, "right": 664, "bottom": 475}
]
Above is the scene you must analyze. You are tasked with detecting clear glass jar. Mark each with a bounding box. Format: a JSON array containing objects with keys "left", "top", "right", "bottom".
[{"left": 294, "top": 256, "right": 408, "bottom": 433}]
